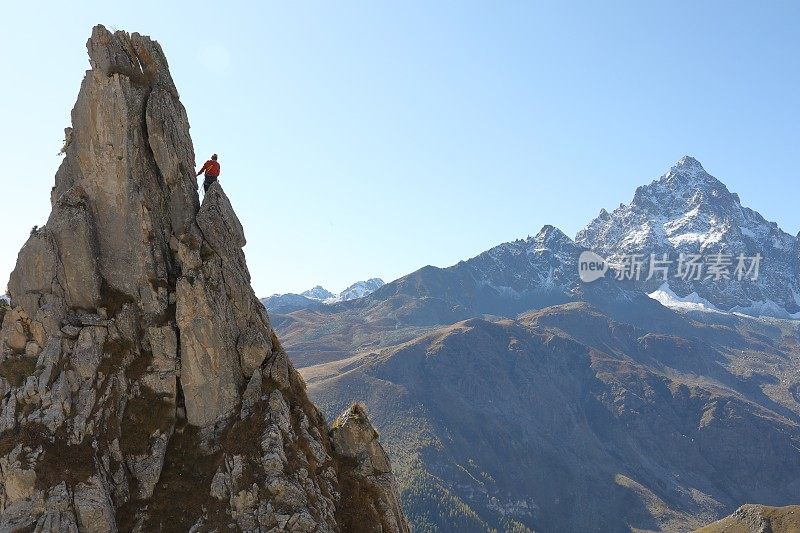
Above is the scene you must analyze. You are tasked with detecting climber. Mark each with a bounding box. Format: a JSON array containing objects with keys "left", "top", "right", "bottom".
[{"left": 196, "top": 153, "right": 221, "bottom": 192}]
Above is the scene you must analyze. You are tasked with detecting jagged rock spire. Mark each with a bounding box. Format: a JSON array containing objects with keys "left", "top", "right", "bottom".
[
  {"left": 0, "top": 25, "right": 408, "bottom": 531},
  {"left": 331, "top": 404, "right": 408, "bottom": 531}
]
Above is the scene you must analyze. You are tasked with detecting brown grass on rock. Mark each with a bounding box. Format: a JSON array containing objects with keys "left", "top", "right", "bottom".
[{"left": 0, "top": 355, "right": 37, "bottom": 387}]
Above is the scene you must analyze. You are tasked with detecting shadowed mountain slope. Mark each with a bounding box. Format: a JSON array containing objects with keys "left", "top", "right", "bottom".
[{"left": 301, "top": 303, "right": 800, "bottom": 531}]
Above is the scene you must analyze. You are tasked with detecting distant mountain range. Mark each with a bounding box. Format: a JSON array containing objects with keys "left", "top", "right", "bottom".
[
  {"left": 262, "top": 278, "right": 385, "bottom": 313},
  {"left": 363, "top": 156, "right": 799, "bottom": 321},
  {"left": 268, "top": 157, "right": 799, "bottom": 322},
  {"left": 266, "top": 157, "right": 800, "bottom": 532}
]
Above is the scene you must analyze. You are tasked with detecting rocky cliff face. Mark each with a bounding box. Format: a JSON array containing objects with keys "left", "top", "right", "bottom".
[{"left": 0, "top": 25, "right": 408, "bottom": 532}]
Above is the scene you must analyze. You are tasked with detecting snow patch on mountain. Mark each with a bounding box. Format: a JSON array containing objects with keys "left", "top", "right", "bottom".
[
  {"left": 648, "top": 283, "right": 800, "bottom": 320},
  {"left": 648, "top": 283, "right": 718, "bottom": 313},
  {"left": 730, "top": 300, "right": 800, "bottom": 320}
]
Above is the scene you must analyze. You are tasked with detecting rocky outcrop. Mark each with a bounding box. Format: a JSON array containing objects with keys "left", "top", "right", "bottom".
[
  {"left": 695, "top": 504, "right": 800, "bottom": 533},
  {"left": 0, "top": 25, "right": 408, "bottom": 532},
  {"left": 331, "top": 405, "right": 409, "bottom": 533}
]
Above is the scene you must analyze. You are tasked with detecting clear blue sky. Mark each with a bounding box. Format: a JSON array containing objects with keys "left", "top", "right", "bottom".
[{"left": 2, "top": 1, "right": 798, "bottom": 297}]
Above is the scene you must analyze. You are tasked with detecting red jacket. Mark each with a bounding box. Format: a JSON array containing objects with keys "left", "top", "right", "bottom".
[{"left": 199, "top": 159, "right": 220, "bottom": 177}]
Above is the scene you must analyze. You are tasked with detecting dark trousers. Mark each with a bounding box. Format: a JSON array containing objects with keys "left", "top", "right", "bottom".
[{"left": 203, "top": 175, "right": 218, "bottom": 192}]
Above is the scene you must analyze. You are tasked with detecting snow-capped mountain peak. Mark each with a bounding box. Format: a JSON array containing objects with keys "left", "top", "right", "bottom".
[
  {"left": 533, "top": 224, "right": 571, "bottom": 248},
  {"left": 662, "top": 156, "right": 728, "bottom": 197},
  {"left": 262, "top": 278, "right": 386, "bottom": 313},
  {"left": 325, "top": 278, "right": 385, "bottom": 303},
  {"left": 301, "top": 286, "right": 335, "bottom": 301},
  {"left": 576, "top": 156, "right": 799, "bottom": 316},
  {"left": 578, "top": 157, "right": 751, "bottom": 255},
  {"left": 669, "top": 154, "right": 705, "bottom": 175}
]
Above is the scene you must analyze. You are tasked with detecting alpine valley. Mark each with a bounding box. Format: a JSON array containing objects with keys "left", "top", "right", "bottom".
[{"left": 265, "top": 157, "right": 800, "bottom": 532}]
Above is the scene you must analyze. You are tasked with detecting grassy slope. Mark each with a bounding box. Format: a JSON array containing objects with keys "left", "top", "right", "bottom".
[{"left": 695, "top": 505, "right": 800, "bottom": 533}]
